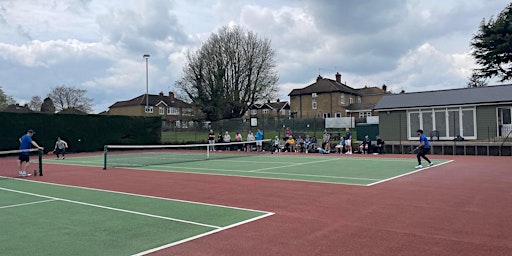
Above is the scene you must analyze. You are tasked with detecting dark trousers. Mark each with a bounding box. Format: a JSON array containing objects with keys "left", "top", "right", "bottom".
[{"left": 417, "top": 148, "right": 431, "bottom": 164}]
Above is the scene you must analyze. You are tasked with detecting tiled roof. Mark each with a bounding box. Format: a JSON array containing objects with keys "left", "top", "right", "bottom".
[
  {"left": 2, "top": 104, "right": 34, "bottom": 113},
  {"left": 288, "top": 77, "right": 359, "bottom": 96},
  {"left": 374, "top": 84, "right": 512, "bottom": 110},
  {"left": 109, "top": 93, "right": 191, "bottom": 108}
]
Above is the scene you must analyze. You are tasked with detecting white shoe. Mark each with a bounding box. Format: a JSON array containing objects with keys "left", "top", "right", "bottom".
[
  {"left": 415, "top": 165, "right": 423, "bottom": 169},
  {"left": 18, "top": 171, "right": 23, "bottom": 177},
  {"left": 428, "top": 162, "right": 434, "bottom": 167}
]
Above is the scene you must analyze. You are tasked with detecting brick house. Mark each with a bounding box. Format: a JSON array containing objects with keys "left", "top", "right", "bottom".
[
  {"left": 107, "top": 91, "right": 198, "bottom": 128},
  {"left": 288, "top": 72, "right": 388, "bottom": 121},
  {"left": 246, "top": 100, "right": 291, "bottom": 119}
]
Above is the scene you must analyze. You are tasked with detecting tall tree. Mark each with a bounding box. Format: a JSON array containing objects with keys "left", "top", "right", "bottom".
[
  {"left": 466, "top": 73, "right": 488, "bottom": 88},
  {"left": 27, "top": 96, "right": 43, "bottom": 111},
  {"left": 470, "top": 3, "right": 512, "bottom": 82},
  {"left": 0, "top": 86, "right": 16, "bottom": 110},
  {"left": 48, "top": 85, "right": 94, "bottom": 113},
  {"left": 40, "top": 97, "right": 56, "bottom": 113},
  {"left": 176, "top": 25, "right": 279, "bottom": 121}
]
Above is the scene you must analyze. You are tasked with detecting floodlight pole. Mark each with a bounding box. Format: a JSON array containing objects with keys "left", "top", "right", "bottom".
[{"left": 143, "top": 54, "right": 150, "bottom": 114}]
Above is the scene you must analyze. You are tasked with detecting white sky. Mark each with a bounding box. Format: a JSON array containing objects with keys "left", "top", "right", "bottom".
[{"left": 0, "top": 0, "right": 509, "bottom": 113}]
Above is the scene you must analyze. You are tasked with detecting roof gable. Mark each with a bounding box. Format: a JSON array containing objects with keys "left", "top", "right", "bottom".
[
  {"left": 288, "top": 77, "right": 359, "bottom": 96},
  {"left": 375, "top": 84, "right": 512, "bottom": 110}
]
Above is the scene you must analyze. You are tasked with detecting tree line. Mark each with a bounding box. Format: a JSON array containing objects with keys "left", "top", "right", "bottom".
[{"left": 0, "top": 85, "right": 93, "bottom": 114}]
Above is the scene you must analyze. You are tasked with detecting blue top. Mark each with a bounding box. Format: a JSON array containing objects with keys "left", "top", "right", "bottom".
[
  {"left": 19, "top": 134, "right": 32, "bottom": 155},
  {"left": 345, "top": 131, "right": 351, "bottom": 140},
  {"left": 419, "top": 134, "right": 430, "bottom": 148},
  {"left": 255, "top": 131, "right": 263, "bottom": 140}
]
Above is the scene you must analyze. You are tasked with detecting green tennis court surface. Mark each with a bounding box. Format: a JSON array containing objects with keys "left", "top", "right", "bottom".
[
  {"left": 0, "top": 178, "right": 273, "bottom": 256},
  {"left": 47, "top": 154, "right": 452, "bottom": 186}
]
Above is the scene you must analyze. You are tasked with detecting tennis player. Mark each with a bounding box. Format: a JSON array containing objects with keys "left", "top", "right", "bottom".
[
  {"left": 18, "top": 129, "right": 43, "bottom": 177},
  {"left": 414, "top": 129, "right": 433, "bottom": 169}
]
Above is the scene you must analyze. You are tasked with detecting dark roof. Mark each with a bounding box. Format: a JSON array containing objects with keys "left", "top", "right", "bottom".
[
  {"left": 109, "top": 93, "right": 190, "bottom": 109},
  {"left": 346, "top": 103, "right": 376, "bottom": 111},
  {"left": 263, "top": 101, "right": 290, "bottom": 110},
  {"left": 2, "top": 104, "right": 34, "bottom": 113},
  {"left": 288, "top": 76, "right": 359, "bottom": 96},
  {"left": 374, "top": 84, "right": 512, "bottom": 110}
]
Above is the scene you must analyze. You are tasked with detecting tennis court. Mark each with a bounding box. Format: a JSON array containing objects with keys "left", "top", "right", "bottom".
[
  {"left": 45, "top": 151, "right": 452, "bottom": 186},
  {"left": 3, "top": 148, "right": 511, "bottom": 256},
  {"left": 0, "top": 177, "right": 272, "bottom": 256}
]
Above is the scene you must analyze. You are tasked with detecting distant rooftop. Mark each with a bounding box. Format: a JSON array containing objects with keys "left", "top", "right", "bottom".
[{"left": 374, "top": 84, "right": 512, "bottom": 110}]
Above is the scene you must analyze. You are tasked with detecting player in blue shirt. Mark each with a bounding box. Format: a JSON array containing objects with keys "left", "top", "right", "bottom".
[
  {"left": 18, "top": 129, "right": 44, "bottom": 177},
  {"left": 414, "top": 129, "right": 433, "bottom": 169}
]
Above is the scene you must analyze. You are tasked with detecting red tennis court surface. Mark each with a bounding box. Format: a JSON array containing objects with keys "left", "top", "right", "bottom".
[{"left": 3, "top": 154, "right": 512, "bottom": 255}]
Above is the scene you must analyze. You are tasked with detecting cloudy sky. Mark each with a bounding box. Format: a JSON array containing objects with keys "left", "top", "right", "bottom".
[{"left": 0, "top": 0, "right": 509, "bottom": 113}]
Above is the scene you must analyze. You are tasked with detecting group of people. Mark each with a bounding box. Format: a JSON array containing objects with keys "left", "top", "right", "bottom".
[
  {"left": 207, "top": 129, "right": 264, "bottom": 152},
  {"left": 17, "top": 129, "right": 68, "bottom": 177}
]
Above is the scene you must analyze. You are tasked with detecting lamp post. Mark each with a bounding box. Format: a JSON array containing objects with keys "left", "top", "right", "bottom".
[{"left": 143, "top": 54, "right": 150, "bottom": 114}]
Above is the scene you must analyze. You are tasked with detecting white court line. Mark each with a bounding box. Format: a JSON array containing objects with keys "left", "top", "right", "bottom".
[
  {"left": 0, "top": 187, "right": 221, "bottom": 229},
  {"left": 247, "top": 157, "right": 340, "bottom": 172},
  {"left": 0, "top": 199, "right": 56, "bottom": 209},
  {"left": 365, "top": 160, "right": 455, "bottom": 186}
]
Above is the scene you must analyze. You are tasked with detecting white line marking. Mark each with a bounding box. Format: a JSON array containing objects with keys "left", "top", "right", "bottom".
[
  {"left": 0, "top": 199, "right": 56, "bottom": 209},
  {"left": 131, "top": 212, "right": 275, "bottom": 256},
  {"left": 0, "top": 187, "right": 221, "bottom": 229},
  {"left": 0, "top": 176, "right": 273, "bottom": 214},
  {"left": 366, "top": 160, "right": 455, "bottom": 186},
  {"left": 247, "top": 157, "right": 340, "bottom": 172}
]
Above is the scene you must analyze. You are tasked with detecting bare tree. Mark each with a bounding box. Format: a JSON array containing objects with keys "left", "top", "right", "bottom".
[
  {"left": 27, "top": 96, "right": 43, "bottom": 111},
  {"left": 48, "top": 85, "right": 94, "bottom": 113},
  {"left": 176, "top": 25, "right": 279, "bottom": 121}
]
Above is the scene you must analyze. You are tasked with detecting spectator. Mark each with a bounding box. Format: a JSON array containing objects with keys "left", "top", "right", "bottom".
[
  {"left": 284, "top": 127, "right": 293, "bottom": 140},
  {"left": 255, "top": 129, "right": 264, "bottom": 152},
  {"left": 223, "top": 131, "right": 231, "bottom": 151},
  {"left": 208, "top": 129, "right": 216, "bottom": 151},
  {"left": 295, "top": 135, "right": 304, "bottom": 153},
  {"left": 322, "top": 130, "right": 331, "bottom": 151},
  {"left": 375, "top": 136, "right": 385, "bottom": 154},
  {"left": 335, "top": 137, "right": 345, "bottom": 154},
  {"left": 235, "top": 132, "right": 243, "bottom": 151},
  {"left": 246, "top": 130, "right": 255, "bottom": 152},
  {"left": 271, "top": 136, "right": 280, "bottom": 154},
  {"left": 344, "top": 128, "right": 352, "bottom": 154},
  {"left": 303, "top": 134, "right": 312, "bottom": 153},
  {"left": 284, "top": 136, "right": 295, "bottom": 152},
  {"left": 359, "top": 135, "right": 372, "bottom": 154}
]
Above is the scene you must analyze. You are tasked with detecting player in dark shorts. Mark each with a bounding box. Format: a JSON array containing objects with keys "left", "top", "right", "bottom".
[{"left": 18, "top": 129, "right": 44, "bottom": 177}]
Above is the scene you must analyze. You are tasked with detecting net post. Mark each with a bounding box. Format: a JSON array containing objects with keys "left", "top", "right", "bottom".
[
  {"left": 103, "top": 145, "right": 108, "bottom": 170},
  {"left": 38, "top": 149, "right": 43, "bottom": 176},
  {"left": 206, "top": 144, "right": 210, "bottom": 160}
]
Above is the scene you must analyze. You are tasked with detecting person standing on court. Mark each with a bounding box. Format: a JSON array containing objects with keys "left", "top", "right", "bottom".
[
  {"left": 322, "top": 130, "right": 331, "bottom": 151},
  {"left": 207, "top": 129, "right": 216, "bottom": 151},
  {"left": 246, "top": 130, "right": 255, "bottom": 152},
  {"left": 255, "top": 129, "right": 264, "bottom": 152},
  {"left": 344, "top": 128, "right": 352, "bottom": 154},
  {"left": 53, "top": 137, "right": 69, "bottom": 159},
  {"left": 414, "top": 129, "right": 434, "bottom": 169},
  {"left": 18, "top": 129, "right": 43, "bottom": 177}
]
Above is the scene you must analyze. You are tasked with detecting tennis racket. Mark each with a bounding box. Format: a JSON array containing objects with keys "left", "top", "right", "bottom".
[{"left": 409, "top": 147, "right": 419, "bottom": 154}]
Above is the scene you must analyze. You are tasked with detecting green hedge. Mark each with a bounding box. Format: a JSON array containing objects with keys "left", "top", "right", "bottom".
[{"left": 0, "top": 112, "right": 161, "bottom": 152}]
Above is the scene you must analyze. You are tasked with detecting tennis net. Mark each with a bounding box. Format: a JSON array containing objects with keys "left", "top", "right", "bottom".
[
  {"left": 103, "top": 140, "right": 270, "bottom": 169},
  {"left": 0, "top": 148, "right": 43, "bottom": 176}
]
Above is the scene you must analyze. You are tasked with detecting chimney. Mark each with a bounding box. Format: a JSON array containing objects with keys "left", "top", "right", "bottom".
[
  {"left": 159, "top": 91, "right": 164, "bottom": 96},
  {"left": 335, "top": 72, "right": 341, "bottom": 83},
  {"left": 276, "top": 98, "right": 280, "bottom": 102},
  {"left": 317, "top": 75, "right": 323, "bottom": 81},
  {"left": 382, "top": 84, "right": 387, "bottom": 92},
  {"left": 168, "top": 91, "right": 174, "bottom": 99}
]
